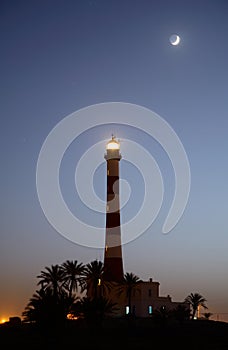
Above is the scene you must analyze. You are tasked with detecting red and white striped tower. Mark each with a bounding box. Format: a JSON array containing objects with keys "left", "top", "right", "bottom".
[{"left": 103, "top": 135, "right": 124, "bottom": 283}]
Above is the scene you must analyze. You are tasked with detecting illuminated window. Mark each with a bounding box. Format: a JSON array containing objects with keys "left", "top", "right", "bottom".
[
  {"left": 148, "top": 305, "right": 153, "bottom": 314},
  {"left": 125, "top": 306, "right": 130, "bottom": 315},
  {"left": 98, "top": 278, "right": 101, "bottom": 286}
]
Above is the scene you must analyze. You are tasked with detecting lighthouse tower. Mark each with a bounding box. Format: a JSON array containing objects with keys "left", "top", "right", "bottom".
[{"left": 103, "top": 136, "right": 124, "bottom": 283}]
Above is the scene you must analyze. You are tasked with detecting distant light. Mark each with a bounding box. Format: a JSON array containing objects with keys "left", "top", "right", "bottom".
[
  {"left": 67, "top": 313, "right": 78, "bottom": 320},
  {"left": 125, "top": 306, "right": 130, "bottom": 315},
  {"left": 1, "top": 318, "right": 6, "bottom": 323},
  {"left": 98, "top": 278, "right": 101, "bottom": 286}
]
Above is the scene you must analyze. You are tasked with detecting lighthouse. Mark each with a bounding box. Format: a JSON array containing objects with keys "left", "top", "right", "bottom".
[{"left": 103, "top": 135, "right": 124, "bottom": 283}]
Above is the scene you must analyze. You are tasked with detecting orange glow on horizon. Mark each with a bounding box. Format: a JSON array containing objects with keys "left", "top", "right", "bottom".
[{"left": 67, "top": 313, "right": 78, "bottom": 320}]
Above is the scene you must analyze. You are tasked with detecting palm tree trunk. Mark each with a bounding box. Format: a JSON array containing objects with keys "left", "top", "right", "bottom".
[
  {"left": 192, "top": 308, "right": 196, "bottom": 320},
  {"left": 69, "top": 283, "right": 73, "bottom": 299}
]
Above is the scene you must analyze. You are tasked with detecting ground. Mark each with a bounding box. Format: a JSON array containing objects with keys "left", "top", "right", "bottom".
[{"left": 1, "top": 318, "right": 228, "bottom": 349}]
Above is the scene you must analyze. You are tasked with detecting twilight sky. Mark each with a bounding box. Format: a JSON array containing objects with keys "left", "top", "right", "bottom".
[{"left": 1, "top": 0, "right": 228, "bottom": 322}]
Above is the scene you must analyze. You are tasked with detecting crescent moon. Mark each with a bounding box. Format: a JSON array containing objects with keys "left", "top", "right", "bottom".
[{"left": 170, "top": 34, "right": 180, "bottom": 46}]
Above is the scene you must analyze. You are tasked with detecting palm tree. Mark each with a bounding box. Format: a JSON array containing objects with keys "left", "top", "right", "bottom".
[
  {"left": 153, "top": 305, "right": 171, "bottom": 327},
  {"left": 22, "top": 287, "right": 75, "bottom": 329},
  {"left": 203, "top": 312, "right": 213, "bottom": 320},
  {"left": 73, "top": 296, "right": 118, "bottom": 327},
  {"left": 82, "top": 260, "right": 107, "bottom": 299},
  {"left": 22, "top": 288, "right": 50, "bottom": 325},
  {"left": 172, "top": 304, "right": 191, "bottom": 324},
  {"left": 184, "top": 292, "right": 208, "bottom": 320},
  {"left": 117, "top": 272, "right": 141, "bottom": 316},
  {"left": 61, "top": 260, "right": 85, "bottom": 298},
  {"left": 37, "top": 264, "right": 65, "bottom": 302}
]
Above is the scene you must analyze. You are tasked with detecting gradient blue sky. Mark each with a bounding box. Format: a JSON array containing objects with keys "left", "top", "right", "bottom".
[{"left": 1, "top": 0, "right": 228, "bottom": 322}]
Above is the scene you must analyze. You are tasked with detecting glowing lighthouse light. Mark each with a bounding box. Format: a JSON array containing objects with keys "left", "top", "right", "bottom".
[{"left": 106, "top": 136, "right": 120, "bottom": 150}]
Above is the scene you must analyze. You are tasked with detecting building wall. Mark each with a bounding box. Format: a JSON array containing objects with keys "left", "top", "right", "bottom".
[
  {"left": 131, "top": 279, "right": 174, "bottom": 317},
  {"left": 101, "top": 278, "right": 189, "bottom": 318}
]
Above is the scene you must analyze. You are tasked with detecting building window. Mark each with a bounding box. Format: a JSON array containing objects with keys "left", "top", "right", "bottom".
[
  {"left": 148, "top": 305, "right": 153, "bottom": 315},
  {"left": 125, "top": 306, "right": 130, "bottom": 315},
  {"left": 148, "top": 289, "right": 152, "bottom": 297}
]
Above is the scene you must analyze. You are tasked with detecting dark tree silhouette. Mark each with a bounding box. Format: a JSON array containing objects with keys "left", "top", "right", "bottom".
[
  {"left": 184, "top": 292, "right": 208, "bottom": 320},
  {"left": 34, "top": 264, "right": 74, "bottom": 330},
  {"left": 203, "top": 312, "right": 213, "bottom": 320},
  {"left": 117, "top": 272, "right": 141, "bottom": 316},
  {"left": 22, "top": 287, "right": 75, "bottom": 330},
  {"left": 61, "top": 260, "right": 85, "bottom": 298},
  {"left": 172, "top": 304, "right": 191, "bottom": 324},
  {"left": 82, "top": 260, "right": 110, "bottom": 299},
  {"left": 153, "top": 305, "right": 171, "bottom": 327},
  {"left": 73, "top": 296, "right": 118, "bottom": 328},
  {"left": 37, "top": 264, "right": 65, "bottom": 302}
]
